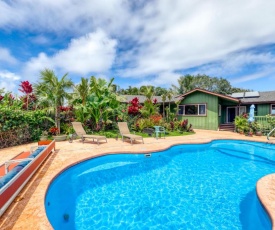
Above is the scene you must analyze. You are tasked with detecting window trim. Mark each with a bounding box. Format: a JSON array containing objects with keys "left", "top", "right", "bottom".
[
  {"left": 238, "top": 106, "right": 246, "bottom": 116},
  {"left": 179, "top": 103, "right": 207, "bottom": 116},
  {"left": 271, "top": 104, "right": 275, "bottom": 115}
]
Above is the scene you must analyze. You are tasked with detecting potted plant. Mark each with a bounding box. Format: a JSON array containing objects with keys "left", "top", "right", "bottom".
[
  {"left": 251, "top": 121, "right": 262, "bottom": 136},
  {"left": 63, "top": 124, "right": 75, "bottom": 143},
  {"left": 40, "top": 130, "right": 48, "bottom": 141},
  {"left": 247, "top": 128, "right": 253, "bottom": 137},
  {"left": 49, "top": 126, "right": 67, "bottom": 141}
]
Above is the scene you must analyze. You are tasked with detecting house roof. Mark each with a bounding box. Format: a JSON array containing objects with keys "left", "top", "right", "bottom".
[
  {"left": 120, "top": 95, "right": 177, "bottom": 104},
  {"left": 177, "top": 88, "right": 240, "bottom": 103},
  {"left": 233, "top": 91, "right": 275, "bottom": 104}
]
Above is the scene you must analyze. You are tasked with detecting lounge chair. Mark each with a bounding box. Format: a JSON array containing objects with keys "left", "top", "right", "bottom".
[
  {"left": 71, "top": 122, "right": 107, "bottom": 145},
  {"left": 117, "top": 122, "right": 144, "bottom": 144}
]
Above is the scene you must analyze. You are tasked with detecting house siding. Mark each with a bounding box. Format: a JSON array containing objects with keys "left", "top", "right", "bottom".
[{"left": 179, "top": 92, "right": 218, "bottom": 130}]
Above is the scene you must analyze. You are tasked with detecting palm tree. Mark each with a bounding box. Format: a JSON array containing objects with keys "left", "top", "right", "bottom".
[
  {"left": 172, "top": 75, "right": 194, "bottom": 94},
  {"left": 73, "top": 77, "right": 89, "bottom": 105},
  {"left": 34, "top": 69, "right": 74, "bottom": 134},
  {"left": 167, "top": 91, "right": 173, "bottom": 119},
  {"left": 161, "top": 94, "right": 167, "bottom": 119},
  {"left": 140, "top": 86, "right": 154, "bottom": 100}
]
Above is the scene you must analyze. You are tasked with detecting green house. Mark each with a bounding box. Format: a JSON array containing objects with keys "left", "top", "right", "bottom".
[{"left": 177, "top": 89, "right": 275, "bottom": 131}]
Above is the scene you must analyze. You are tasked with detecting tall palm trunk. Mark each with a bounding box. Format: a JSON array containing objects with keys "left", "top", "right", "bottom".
[
  {"left": 55, "top": 107, "right": 61, "bottom": 134},
  {"left": 163, "top": 102, "right": 165, "bottom": 118}
]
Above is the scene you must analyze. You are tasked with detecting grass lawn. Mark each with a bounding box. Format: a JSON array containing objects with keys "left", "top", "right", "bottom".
[{"left": 96, "top": 130, "right": 195, "bottom": 138}]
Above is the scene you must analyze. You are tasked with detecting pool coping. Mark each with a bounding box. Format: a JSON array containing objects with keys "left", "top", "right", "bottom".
[{"left": 0, "top": 130, "right": 274, "bottom": 229}]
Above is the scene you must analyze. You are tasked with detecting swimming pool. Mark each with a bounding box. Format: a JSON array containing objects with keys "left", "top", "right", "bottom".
[{"left": 45, "top": 140, "right": 275, "bottom": 229}]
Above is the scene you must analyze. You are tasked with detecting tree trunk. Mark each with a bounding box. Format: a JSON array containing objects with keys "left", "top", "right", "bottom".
[
  {"left": 55, "top": 107, "right": 60, "bottom": 134},
  {"left": 163, "top": 102, "right": 165, "bottom": 119}
]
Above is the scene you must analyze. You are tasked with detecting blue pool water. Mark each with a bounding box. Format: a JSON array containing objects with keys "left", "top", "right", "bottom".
[{"left": 45, "top": 140, "right": 275, "bottom": 229}]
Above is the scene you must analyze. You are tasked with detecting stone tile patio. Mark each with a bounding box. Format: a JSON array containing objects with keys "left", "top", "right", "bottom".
[{"left": 0, "top": 130, "right": 274, "bottom": 230}]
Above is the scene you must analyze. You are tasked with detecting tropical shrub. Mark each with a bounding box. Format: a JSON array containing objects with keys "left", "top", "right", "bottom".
[
  {"left": 0, "top": 126, "right": 32, "bottom": 149},
  {"left": 266, "top": 114, "right": 275, "bottom": 127},
  {"left": 234, "top": 114, "right": 249, "bottom": 133},
  {"left": 0, "top": 108, "right": 54, "bottom": 140},
  {"left": 140, "top": 99, "right": 159, "bottom": 118}
]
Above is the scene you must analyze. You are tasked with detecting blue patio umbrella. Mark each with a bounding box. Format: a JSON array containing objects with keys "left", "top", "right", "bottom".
[{"left": 248, "top": 104, "right": 255, "bottom": 123}]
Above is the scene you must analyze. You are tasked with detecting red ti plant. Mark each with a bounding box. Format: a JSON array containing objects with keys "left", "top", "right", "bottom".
[
  {"left": 179, "top": 119, "right": 188, "bottom": 131},
  {"left": 0, "top": 95, "right": 4, "bottom": 102},
  {"left": 49, "top": 127, "right": 58, "bottom": 136},
  {"left": 19, "top": 81, "right": 33, "bottom": 110},
  {"left": 128, "top": 97, "right": 142, "bottom": 115}
]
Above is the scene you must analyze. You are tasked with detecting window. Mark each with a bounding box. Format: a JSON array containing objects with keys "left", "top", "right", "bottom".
[
  {"left": 218, "top": 104, "right": 221, "bottom": 117},
  {"left": 178, "top": 106, "right": 184, "bottom": 115},
  {"left": 271, "top": 104, "right": 275, "bottom": 115},
  {"left": 239, "top": 106, "right": 246, "bottom": 116},
  {"left": 178, "top": 104, "right": 206, "bottom": 116}
]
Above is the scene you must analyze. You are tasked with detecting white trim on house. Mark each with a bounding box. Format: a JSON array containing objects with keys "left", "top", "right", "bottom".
[
  {"left": 271, "top": 104, "right": 275, "bottom": 115},
  {"left": 226, "top": 106, "right": 246, "bottom": 123},
  {"left": 179, "top": 104, "right": 206, "bottom": 116}
]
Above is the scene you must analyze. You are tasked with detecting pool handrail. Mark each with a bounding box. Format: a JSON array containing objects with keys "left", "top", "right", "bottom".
[{"left": 267, "top": 127, "right": 275, "bottom": 140}]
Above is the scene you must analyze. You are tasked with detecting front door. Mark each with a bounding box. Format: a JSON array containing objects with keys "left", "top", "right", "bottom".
[{"left": 227, "top": 107, "right": 236, "bottom": 123}]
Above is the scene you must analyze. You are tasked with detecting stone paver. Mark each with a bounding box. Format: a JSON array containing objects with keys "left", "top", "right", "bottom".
[{"left": 0, "top": 130, "right": 274, "bottom": 229}]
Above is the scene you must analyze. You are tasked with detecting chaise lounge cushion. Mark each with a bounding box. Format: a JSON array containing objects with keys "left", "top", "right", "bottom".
[{"left": 0, "top": 165, "right": 25, "bottom": 189}]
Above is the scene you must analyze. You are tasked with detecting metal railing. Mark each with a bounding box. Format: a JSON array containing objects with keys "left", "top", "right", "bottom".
[
  {"left": 267, "top": 127, "right": 275, "bottom": 140},
  {"left": 254, "top": 116, "right": 272, "bottom": 134}
]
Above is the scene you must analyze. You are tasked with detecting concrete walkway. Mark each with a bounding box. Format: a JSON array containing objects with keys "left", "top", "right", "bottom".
[{"left": 0, "top": 130, "right": 274, "bottom": 229}]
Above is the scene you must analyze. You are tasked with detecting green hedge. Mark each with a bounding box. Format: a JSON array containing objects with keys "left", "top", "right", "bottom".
[{"left": 0, "top": 108, "right": 54, "bottom": 141}]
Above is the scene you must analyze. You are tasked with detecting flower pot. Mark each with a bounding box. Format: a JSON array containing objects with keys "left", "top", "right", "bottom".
[
  {"left": 53, "top": 135, "right": 67, "bottom": 142},
  {"left": 255, "top": 131, "right": 262, "bottom": 136}
]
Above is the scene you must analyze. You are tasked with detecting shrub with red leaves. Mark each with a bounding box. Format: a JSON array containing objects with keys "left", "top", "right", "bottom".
[
  {"left": 20, "top": 94, "right": 37, "bottom": 109},
  {"left": 153, "top": 98, "right": 157, "bottom": 104},
  {"left": 179, "top": 119, "right": 188, "bottom": 131},
  {"left": 170, "top": 121, "right": 175, "bottom": 130},
  {"left": 150, "top": 114, "right": 162, "bottom": 124},
  {"left": 19, "top": 81, "right": 33, "bottom": 94},
  {"left": 0, "top": 95, "right": 3, "bottom": 101},
  {"left": 242, "top": 113, "right": 248, "bottom": 119},
  {"left": 128, "top": 97, "right": 142, "bottom": 115},
  {"left": 49, "top": 127, "right": 58, "bottom": 135},
  {"left": 59, "top": 106, "right": 73, "bottom": 112}
]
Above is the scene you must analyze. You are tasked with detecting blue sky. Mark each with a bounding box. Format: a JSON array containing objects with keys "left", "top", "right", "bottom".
[{"left": 1, "top": 0, "right": 275, "bottom": 94}]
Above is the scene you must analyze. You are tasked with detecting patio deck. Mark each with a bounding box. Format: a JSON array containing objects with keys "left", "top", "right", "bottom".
[{"left": 0, "top": 129, "right": 274, "bottom": 230}]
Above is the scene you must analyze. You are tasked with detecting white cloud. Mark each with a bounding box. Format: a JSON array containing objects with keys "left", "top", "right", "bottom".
[
  {"left": 0, "top": 71, "right": 21, "bottom": 92},
  {"left": 231, "top": 67, "right": 275, "bottom": 84},
  {"left": 0, "top": 0, "right": 131, "bottom": 35},
  {"left": 0, "top": 47, "right": 18, "bottom": 65},
  {"left": 1, "top": 0, "right": 275, "bottom": 90},
  {"left": 138, "top": 71, "right": 179, "bottom": 88},
  {"left": 189, "top": 51, "right": 275, "bottom": 77},
  {"left": 23, "top": 30, "right": 117, "bottom": 80},
  {"left": 116, "top": 0, "right": 275, "bottom": 85},
  {"left": 0, "top": 71, "right": 20, "bottom": 80}
]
